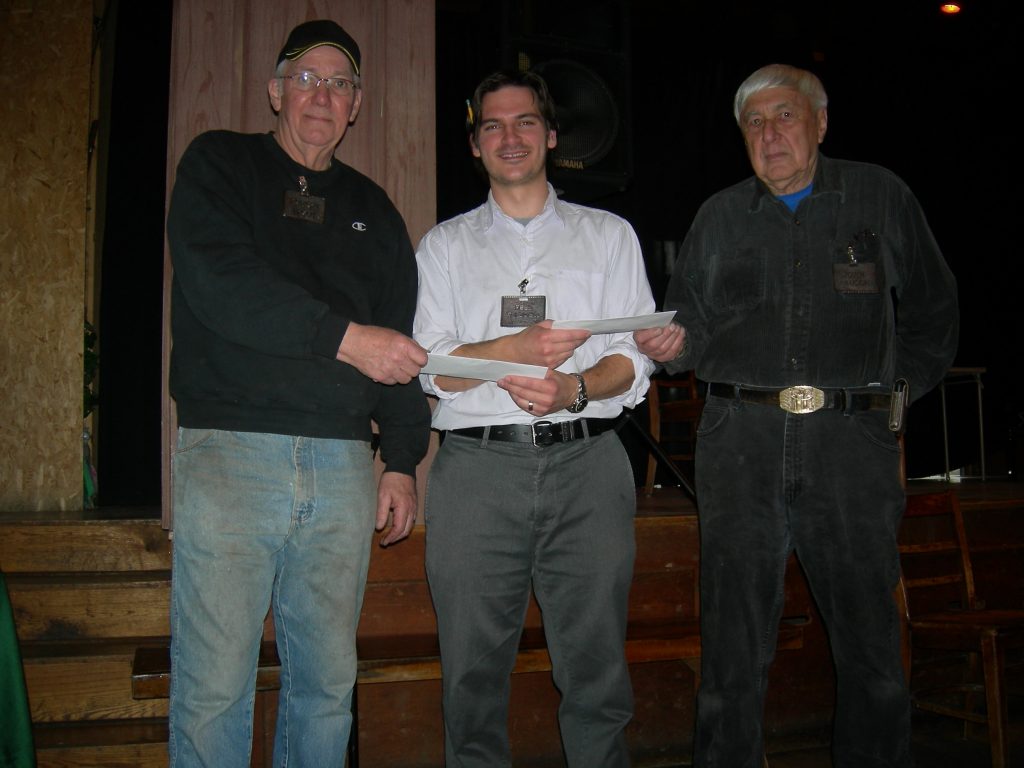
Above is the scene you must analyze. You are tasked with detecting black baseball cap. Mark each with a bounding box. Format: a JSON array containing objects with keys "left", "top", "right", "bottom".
[{"left": 277, "top": 20, "right": 360, "bottom": 75}]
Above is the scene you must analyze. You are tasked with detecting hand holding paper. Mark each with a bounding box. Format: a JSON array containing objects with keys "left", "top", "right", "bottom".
[{"left": 634, "top": 322, "right": 685, "bottom": 363}]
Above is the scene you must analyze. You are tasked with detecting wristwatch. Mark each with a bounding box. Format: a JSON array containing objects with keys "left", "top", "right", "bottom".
[{"left": 567, "top": 373, "right": 589, "bottom": 413}]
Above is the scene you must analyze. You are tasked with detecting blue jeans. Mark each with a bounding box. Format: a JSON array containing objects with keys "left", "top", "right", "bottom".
[
  {"left": 169, "top": 428, "right": 376, "bottom": 768},
  {"left": 693, "top": 396, "right": 910, "bottom": 768},
  {"left": 425, "top": 429, "right": 636, "bottom": 768}
]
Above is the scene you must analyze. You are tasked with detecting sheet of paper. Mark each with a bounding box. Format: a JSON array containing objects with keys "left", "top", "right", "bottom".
[
  {"left": 422, "top": 354, "right": 548, "bottom": 381},
  {"left": 550, "top": 310, "right": 676, "bottom": 334}
]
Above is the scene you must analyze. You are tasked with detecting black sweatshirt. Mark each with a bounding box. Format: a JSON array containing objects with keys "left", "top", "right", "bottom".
[{"left": 167, "top": 131, "right": 429, "bottom": 476}]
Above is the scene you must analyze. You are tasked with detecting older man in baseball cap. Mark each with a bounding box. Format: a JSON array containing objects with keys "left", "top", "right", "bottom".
[{"left": 165, "top": 18, "right": 430, "bottom": 767}]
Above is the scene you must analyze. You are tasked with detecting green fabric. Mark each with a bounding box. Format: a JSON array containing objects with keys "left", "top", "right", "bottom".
[{"left": 0, "top": 572, "right": 35, "bottom": 767}]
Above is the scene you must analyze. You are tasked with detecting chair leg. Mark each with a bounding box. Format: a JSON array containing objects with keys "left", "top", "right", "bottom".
[
  {"left": 979, "top": 634, "right": 1009, "bottom": 768},
  {"left": 964, "top": 650, "right": 982, "bottom": 742},
  {"left": 644, "top": 454, "right": 657, "bottom": 496}
]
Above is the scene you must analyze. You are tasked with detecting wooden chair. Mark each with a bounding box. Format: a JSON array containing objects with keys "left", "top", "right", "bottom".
[
  {"left": 643, "top": 372, "right": 705, "bottom": 495},
  {"left": 897, "top": 489, "right": 1024, "bottom": 768}
]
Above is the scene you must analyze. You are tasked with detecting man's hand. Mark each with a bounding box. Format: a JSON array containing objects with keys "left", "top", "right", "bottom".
[
  {"left": 376, "top": 471, "right": 418, "bottom": 546},
  {"left": 337, "top": 322, "right": 428, "bottom": 384},
  {"left": 634, "top": 323, "right": 685, "bottom": 363},
  {"left": 497, "top": 370, "right": 573, "bottom": 416},
  {"left": 510, "top": 320, "right": 591, "bottom": 369}
]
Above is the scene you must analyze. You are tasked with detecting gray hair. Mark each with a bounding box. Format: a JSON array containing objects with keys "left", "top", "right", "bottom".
[{"left": 733, "top": 64, "right": 827, "bottom": 125}]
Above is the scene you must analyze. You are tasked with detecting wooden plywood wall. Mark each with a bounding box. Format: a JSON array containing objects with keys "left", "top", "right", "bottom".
[
  {"left": 0, "top": 0, "right": 93, "bottom": 512},
  {"left": 161, "top": 0, "right": 437, "bottom": 525}
]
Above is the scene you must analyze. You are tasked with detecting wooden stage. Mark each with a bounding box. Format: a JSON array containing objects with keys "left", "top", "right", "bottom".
[
  {"left": 4, "top": 477, "right": 1021, "bottom": 767},
  {"left": 638, "top": 476, "right": 1024, "bottom": 516}
]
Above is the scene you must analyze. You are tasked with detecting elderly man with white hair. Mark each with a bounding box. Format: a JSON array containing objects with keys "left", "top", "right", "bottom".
[{"left": 637, "top": 63, "right": 958, "bottom": 767}]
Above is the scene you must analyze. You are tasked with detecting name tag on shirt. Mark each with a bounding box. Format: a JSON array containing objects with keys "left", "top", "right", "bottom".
[
  {"left": 283, "top": 190, "right": 326, "bottom": 224},
  {"left": 500, "top": 295, "right": 546, "bottom": 327},
  {"left": 833, "top": 263, "right": 879, "bottom": 294}
]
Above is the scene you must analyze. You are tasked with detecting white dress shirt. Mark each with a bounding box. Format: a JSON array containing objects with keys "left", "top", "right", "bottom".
[{"left": 415, "top": 184, "right": 656, "bottom": 431}]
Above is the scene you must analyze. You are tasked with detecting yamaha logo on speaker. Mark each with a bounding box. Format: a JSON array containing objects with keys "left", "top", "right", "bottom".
[{"left": 553, "top": 158, "right": 585, "bottom": 170}]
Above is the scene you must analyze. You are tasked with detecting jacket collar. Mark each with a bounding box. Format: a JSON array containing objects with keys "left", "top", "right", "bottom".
[{"left": 748, "top": 153, "right": 842, "bottom": 212}]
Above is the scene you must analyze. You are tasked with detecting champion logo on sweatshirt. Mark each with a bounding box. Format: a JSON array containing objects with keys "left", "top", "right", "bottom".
[{"left": 351, "top": 221, "right": 367, "bottom": 232}]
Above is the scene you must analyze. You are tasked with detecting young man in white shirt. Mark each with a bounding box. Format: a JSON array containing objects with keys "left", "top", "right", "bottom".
[{"left": 414, "top": 69, "right": 657, "bottom": 767}]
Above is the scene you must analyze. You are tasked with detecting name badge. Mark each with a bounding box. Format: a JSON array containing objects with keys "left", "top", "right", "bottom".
[
  {"left": 283, "top": 190, "right": 326, "bottom": 224},
  {"left": 833, "top": 263, "right": 879, "bottom": 294},
  {"left": 500, "top": 295, "right": 546, "bottom": 327}
]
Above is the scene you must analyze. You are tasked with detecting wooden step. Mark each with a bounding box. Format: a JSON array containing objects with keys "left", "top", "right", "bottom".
[
  {"left": 6, "top": 571, "right": 171, "bottom": 641},
  {"left": 33, "top": 719, "right": 168, "bottom": 768},
  {"left": 23, "top": 640, "right": 169, "bottom": 722},
  {"left": 1, "top": 517, "right": 172, "bottom": 767},
  {"left": 129, "top": 622, "right": 807, "bottom": 697},
  {"left": 0, "top": 518, "right": 170, "bottom": 573}
]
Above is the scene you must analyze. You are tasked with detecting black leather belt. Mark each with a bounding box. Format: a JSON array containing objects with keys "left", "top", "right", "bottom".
[
  {"left": 708, "top": 383, "right": 891, "bottom": 414},
  {"left": 448, "top": 419, "right": 616, "bottom": 446}
]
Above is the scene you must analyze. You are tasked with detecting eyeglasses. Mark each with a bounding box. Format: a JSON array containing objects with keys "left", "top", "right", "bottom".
[{"left": 281, "top": 71, "right": 360, "bottom": 94}]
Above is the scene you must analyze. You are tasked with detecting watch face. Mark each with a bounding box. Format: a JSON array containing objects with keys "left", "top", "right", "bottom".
[{"left": 568, "top": 373, "right": 588, "bottom": 413}]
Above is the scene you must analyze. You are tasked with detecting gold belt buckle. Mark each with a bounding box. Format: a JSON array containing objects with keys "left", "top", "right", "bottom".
[{"left": 779, "top": 385, "right": 825, "bottom": 414}]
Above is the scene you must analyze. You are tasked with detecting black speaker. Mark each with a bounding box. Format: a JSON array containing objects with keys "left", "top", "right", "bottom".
[{"left": 499, "top": 1, "right": 632, "bottom": 204}]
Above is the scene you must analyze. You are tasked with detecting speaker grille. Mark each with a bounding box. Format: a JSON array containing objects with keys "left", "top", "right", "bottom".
[{"left": 533, "top": 59, "right": 620, "bottom": 170}]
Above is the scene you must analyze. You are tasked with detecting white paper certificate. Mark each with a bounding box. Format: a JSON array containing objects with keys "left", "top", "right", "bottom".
[
  {"left": 550, "top": 310, "right": 676, "bottom": 334},
  {"left": 421, "top": 354, "right": 548, "bottom": 381}
]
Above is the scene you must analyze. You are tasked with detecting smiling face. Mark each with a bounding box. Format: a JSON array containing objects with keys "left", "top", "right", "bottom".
[
  {"left": 268, "top": 45, "right": 363, "bottom": 170},
  {"left": 739, "top": 86, "right": 827, "bottom": 196},
  {"left": 470, "top": 85, "right": 557, "bottom": 192}
]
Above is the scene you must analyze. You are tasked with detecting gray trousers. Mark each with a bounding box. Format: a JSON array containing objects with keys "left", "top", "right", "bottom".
[{"left": 425, "top": 428, "right": 637, "bottom": 767}]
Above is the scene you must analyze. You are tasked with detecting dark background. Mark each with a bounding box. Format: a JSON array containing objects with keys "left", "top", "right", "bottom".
[{"left": 94, "top": 0, "right": 1020, "bottom": 505}]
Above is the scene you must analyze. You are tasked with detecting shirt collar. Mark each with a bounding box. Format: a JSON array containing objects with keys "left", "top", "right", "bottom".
[
  {"left": 748, "top": 153, "right": 840, "bottom": 212},
  {"left": 483, "top": 183, "right": 567, "bottom": 231}
]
